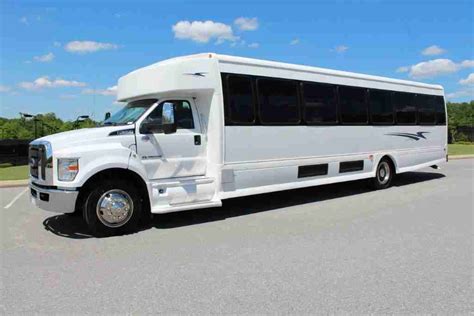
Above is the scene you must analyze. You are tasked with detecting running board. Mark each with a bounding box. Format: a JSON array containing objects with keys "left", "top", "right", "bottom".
[{"left": 151, "top": 200, "right": 222, "bottom": 214}]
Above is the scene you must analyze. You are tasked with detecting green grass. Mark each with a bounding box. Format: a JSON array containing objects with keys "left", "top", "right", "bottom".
[
  {"left": 448, "top": 143, "right": 474, "bottom": 156},
  {"left": 0, "top": 165, "right": 29, "bottom": 181}
]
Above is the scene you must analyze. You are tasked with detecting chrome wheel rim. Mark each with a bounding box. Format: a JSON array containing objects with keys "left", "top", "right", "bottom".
[
  {"left": 96, "top": 189, "right": 134, "bottom": 228},
  {"left": 377, "top": 161, "right": 391, "bottom": 185}
]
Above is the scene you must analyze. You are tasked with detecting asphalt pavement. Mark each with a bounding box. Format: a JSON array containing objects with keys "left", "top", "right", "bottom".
[{"left": 1, "top": 159, "right": 473, "bottom": 314}]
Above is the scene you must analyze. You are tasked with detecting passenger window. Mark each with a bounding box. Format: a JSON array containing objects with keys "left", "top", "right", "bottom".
[
  {"left": 369, "top": 89, "right": 394, "bottom": 124},
  {"left": 257, "top": 78, "right": 300, "bottom": 124},
  {"left": 339, "top": 86, "right": 368, "bottom": 124},
  {"left": 302, "top": 83, "right": 337, "bottom": 124},
  {"left": 393, "top": 92, "right": 417, "bottom": 124},
  {"left": 434, "top": 96, "right": 446, "bottom": 125},
  {"left": 143, "top": 100, "right": 194, "bottom": 133},
  {"left": 227, "top": 75, "right": 255, "bottom": 124},
  {"left": 174, "top": 100, "right": 194, "bottom": 129},
  {"left": 415, "top": 94, "right": 436, "bottom": 125}
]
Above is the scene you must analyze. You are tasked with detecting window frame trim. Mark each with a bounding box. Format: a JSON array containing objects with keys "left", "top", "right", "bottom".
[
  {"left": 225, "top": 74, "right": 257, "bottom": 125},
  {"left": 220, "top": 72, "right": 447, "bottom": 127},
  {"left": 368, "top": 88, "right": 395, "bottom": 126},
  {"left": 256, "top": 77, "right": 302, "bottom": 126},
  {"left": 300, "top": 81, "right": 339, "bottom": 125},
  {"left": 393, "top": 92, "right": 418, "bottom": 126},
  {"left": 139, "top": 99, "right": 197, "bottom": 134},
  {"left": 337, "top": 85, "right": 369, "bottom": 126}
]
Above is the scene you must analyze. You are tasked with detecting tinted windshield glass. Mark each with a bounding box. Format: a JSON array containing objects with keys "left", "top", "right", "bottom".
[{"left": 102, "top": 99, "right": 157, "bottom": 125}]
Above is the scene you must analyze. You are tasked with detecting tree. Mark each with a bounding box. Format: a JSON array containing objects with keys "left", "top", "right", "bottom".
[
  {"left": 0, "top": 114, "right": 100, "bottom": 140},
  {"left": 447, "top": 101, "right": 474, "bottom": 143}
]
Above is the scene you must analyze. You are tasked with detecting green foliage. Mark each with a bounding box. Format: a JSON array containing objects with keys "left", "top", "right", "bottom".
[
  {"left": 447, "top": 101, "right": 474, "bottom": 127},
  {"left": 0, "top": 113, "right": 100, "bottom": 140},
  {"left": 447, "top": 101, "right": 474, "bottom": 143}
]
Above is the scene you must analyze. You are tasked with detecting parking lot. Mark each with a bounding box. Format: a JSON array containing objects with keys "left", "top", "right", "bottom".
[{"left": 1, "top": 159, "right": 472, "bottom": 313}]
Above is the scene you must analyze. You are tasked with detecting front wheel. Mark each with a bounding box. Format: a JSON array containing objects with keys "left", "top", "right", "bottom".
[
  {"left": 83, "top": 179, "right": 143, "bottom": 236},
  {"left": 371, "top": 159, "right": 394, "bottom": 190}
]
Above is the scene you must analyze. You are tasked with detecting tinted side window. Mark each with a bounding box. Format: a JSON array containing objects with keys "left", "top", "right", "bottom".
[
  {"left": 369, "top": 89, "right": 393, "bottom": 124},
  {"left": 257, "top": 79, "right": 300, "bottom": 124},
  {"left": 338, "top": 86, "right": 368, "bottom": 124},
  {"left": 302, "top": 83, "right": 337, "bottom": 124},
  {"left": 143, "top": 100, "right": 194, "bottom": 133},
  {"left": 174, "top": 100, "right": 194, "bottom": 129},
  {"left": 434, "top": 96, "right": 446, "bottom": 125},
  {"left": 415, "top": 94, "right": 436, "bottom": 125},
  {"left": 227, "top": 75, "right": 255, "bottom": 124},
  {"left": 393, "top": 92, "right": 417, "bottom": 124}
]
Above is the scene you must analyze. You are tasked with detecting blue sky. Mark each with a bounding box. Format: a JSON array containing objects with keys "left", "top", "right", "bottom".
[{"left": 1, "top": 0, "right": 473, "bottom": 120}]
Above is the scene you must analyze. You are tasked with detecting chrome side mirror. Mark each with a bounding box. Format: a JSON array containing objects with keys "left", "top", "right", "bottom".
[{"left": 162, "top": 102, "right": 177, "bottom": 134}]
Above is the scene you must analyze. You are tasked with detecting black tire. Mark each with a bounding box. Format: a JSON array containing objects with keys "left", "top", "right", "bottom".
[
  {"left": 371, "top": 158, "right": 394, "bottom": 190},
  {"left": 83, "top": 179, "right": 143, "bottom": 237}
]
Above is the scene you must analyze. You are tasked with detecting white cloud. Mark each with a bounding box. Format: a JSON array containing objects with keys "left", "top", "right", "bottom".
[
  {"left": 53, "top": 41, "right": 61, "bottom": 47},
  {"left": 290, "top": 38, "right": 300, "bottom": 45},
  {"left": 19, "top": 76, "right": 87, "bottom": 90},
  {"left": 64, "top": 41, "right": 119, "bottom": 54},
  {"left": 33, "top": 52, "right": 54, "bottom": 63},
  {"left": 402, "top": 59, "right": 474, "bottom": 79},
  {"left": 82, "top": 85, "right": 117, "bottom": 96},
  {"left": 446, "top": 88, "right": 474, "bottom": 100},
  {"left": 19, "top": 17, "right": 28, "bottom": 25},
  {"left": 332, "top": 45, "right": 348, "bottom": 53},
  {"left": 459, "top": 73, "right": 474, "bottom": 85},
  {"left": 0, "top": 85, "right": 12, "bottom": 93},
  {"left": 172, "top": 20, "right": 237, "bottom": 44},
  {"left": 234, "top": 17, "right": 259, "bottom": 31},
  {"left": 460, "top": 60, "right": 474, "bottom": 68},
  {"left": 421, "top": 45, "right": 446, "bottom": 56},
  {"left": 248, "top": 42, "right": 259, "bottom": 48}
]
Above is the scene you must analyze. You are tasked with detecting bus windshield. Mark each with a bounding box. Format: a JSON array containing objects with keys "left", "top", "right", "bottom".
[{"left": 102, "top": 99, "right": 157, "bottom": 126}]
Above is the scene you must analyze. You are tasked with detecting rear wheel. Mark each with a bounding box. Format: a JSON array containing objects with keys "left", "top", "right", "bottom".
[
  {"left": 371, "top": 159, "right": 394, "bottom": 190},
  {"left": 83, "top": 179, "right": 143, "bottom": 236}
]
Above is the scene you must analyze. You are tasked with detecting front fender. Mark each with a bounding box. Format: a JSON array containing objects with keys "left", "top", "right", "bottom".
[{"left": 55, "top": 143, "right": 133, "bottom": 187}]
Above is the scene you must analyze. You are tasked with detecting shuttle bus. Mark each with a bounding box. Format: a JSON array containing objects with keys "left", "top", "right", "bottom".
[{"left": 29, "top": 53, "right": 447, "bottom": 236}]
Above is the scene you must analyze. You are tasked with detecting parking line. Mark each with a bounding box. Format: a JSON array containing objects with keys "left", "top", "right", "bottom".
[{"left": 4, "top": 188, "right": 28, "bottom": 209}]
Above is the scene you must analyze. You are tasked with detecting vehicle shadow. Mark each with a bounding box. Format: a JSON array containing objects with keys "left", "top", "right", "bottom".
[{"left": 43, "top": 171, "right": 445, "bottom": 239}]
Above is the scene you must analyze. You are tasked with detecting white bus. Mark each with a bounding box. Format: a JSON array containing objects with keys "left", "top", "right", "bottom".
[{"left": 29, "top": 53, "right": 447, "bottom": 236}]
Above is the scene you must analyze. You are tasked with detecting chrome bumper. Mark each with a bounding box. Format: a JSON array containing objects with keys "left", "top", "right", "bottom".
[{"left": 30, "top": 182, "right": 79, "bottom": 214}]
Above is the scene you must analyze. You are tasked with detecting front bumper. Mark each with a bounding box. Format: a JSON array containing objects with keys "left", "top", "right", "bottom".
[{"left": 30, "top": 182, "right": 79, "bottom": 214}]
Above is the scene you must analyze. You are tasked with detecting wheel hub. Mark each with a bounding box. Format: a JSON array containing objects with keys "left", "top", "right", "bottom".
[
  {"left": 377, "top": 161, "right": 391, "bottom": 185},
  {"left": 96, "top": 190, "right": 134, "bottom": 228}
]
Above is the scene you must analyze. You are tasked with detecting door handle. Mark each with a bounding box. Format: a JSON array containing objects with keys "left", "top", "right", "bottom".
[{"left": 194, "top": 135, "right": 201, "bottom": 146}]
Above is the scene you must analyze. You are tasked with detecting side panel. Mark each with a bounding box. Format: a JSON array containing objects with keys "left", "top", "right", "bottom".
[
  {"left": 224, "top": 125, "right": 445, "bottom": 163},
  {"left": 221, "top": 125, "right": 446, "bottom": 198}
]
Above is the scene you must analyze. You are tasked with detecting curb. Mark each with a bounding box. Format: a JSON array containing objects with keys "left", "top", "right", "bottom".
[
  {"left": 448, "top": 155, "right": 474, "bottom": 160},
  {"left": 0, "top": 179, "right": 29, "bottom": 188}
]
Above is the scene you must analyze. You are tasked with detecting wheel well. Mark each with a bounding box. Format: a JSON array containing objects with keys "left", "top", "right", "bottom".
[
  {"left": 380, "top": 155, "right": 396, "bottom": 174},
  {"left": 74, "top": 168, "right": 150, "bottom": 215}
]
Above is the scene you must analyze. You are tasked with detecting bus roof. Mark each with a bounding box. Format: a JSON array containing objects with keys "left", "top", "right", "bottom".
[{"left": 148, "top": 53, "right": 443, "bottom": 91}]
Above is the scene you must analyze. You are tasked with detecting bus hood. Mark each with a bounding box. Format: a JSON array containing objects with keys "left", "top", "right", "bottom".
[{"left": 34, "top": 125, "right": 136, "bottom": 152}]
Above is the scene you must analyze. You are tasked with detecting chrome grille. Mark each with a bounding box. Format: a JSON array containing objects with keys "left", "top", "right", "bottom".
[
  {"left": 29, "top": 145, "right": 40, "bottom": 178},
  {"left": 29, "top": 144, "right": 47, "bottom": 180}
]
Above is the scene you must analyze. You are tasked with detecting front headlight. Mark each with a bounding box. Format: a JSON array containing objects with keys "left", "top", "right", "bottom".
[{"left": 57, "top": 158, "right": 79, "bottom": 181}]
